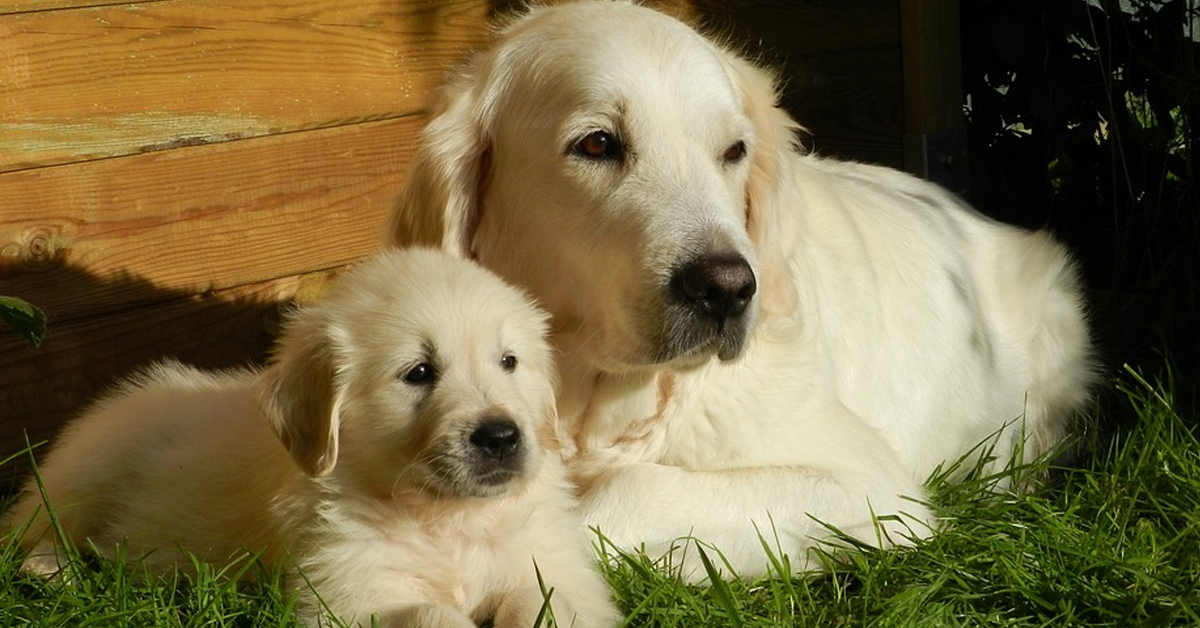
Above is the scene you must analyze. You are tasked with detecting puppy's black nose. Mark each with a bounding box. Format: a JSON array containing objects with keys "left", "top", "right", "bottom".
[
  {"left": 670, "top": 255, "right": 757, "bottom": 323},
  {"left": 469, "top": 418, "right": 521, "bottom": 460}
]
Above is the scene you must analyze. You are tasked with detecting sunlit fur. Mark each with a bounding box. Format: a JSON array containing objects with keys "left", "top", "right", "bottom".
[
  {"left": 389, "top": 1, "right": 1096, "bottom": 580},
  {"left": 3, "top": 249, "right": 618, "bottom": 628}
]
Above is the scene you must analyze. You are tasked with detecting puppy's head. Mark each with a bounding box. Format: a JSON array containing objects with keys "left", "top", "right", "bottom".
[
  {"left": 391, "top": 2, "right": 802, "bottom": 374},
  {"left": 260, "top": 248, "right": 556, "bottom": 500}
]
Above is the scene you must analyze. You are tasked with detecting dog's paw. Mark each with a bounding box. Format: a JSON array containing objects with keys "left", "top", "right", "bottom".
[
  {"left": 18, "top": 542, "right": 72, "bottom": 580},
  {"left": 20, "top": 553, "right": 63, "bottom": 578}
]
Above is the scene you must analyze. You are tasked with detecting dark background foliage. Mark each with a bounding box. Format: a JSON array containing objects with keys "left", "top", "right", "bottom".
[{"left": 961, "top": 0, "right": 1198, "bottom": 426}]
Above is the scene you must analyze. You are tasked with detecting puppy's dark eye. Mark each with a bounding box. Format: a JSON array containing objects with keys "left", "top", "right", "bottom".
[
  {"left": 574, "top": 130, "right": 624, "bottom": 161},
  {"left": 722, "top": 140, "right": 747, "bottom": 164},
  {"left": 500, "top": 354, "right": 518, "bottom": 372},
  {"left": 402, "top": 362, "right": 437, "bottom": 385}
]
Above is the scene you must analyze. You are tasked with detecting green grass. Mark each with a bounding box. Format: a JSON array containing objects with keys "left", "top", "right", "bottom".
[
  {"left": 598, "top": 366, "right": 1200, "bottom": 628},
  {"left": 3, "top": 366, "right": 1197, "bottom": 627}
]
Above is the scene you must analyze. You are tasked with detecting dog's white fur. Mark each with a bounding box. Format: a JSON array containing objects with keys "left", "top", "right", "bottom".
[
  {"left": 388, "top": 1, "right": 1096, "bottom": 580},
  {"left": 3, "top": 249, "right": 618, "bottom": 628}
]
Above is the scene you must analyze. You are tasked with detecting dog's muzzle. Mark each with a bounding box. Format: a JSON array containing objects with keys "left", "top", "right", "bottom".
[
  {"left": 671, "top": 255, "right": 757, "bottom": 322},
  {"left": 466, "top": 416, "right": 525, "bottom": 486},
  {"left": 661, "top": 253, "right": 757, "bottom": 362},
  {"left": 428, "top": 415, "right": 528, "bottom": 498}
]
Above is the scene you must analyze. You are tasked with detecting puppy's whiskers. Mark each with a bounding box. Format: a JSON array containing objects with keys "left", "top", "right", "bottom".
[
  {"left": 396, "top": 446, "right": 466, "bottom": 499},
  {"left": 386, "top": 455, "right": 429, "bottom": 499}
]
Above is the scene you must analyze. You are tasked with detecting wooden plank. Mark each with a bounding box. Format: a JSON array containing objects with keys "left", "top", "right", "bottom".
[
  {"left": 694, "top": 0, "right": 897, "bottom": 54},
  {"left": 694, "top": 0, "right": 904, "bottom": 166},
  {"left": 901, "top": 0, "right": 967, "bottom": 190},
  {"left": 0, "top": 268, "right": 342, "bottom": 476},
  {"left": 509, "top": 0, "right": 898, "bottom": 51},
  {"left": 783, "top": 48, "right": 904, "bottom": 167},
  {"left": 901, "top": 0, "right": 963, "bottom": 134},
  {"left": 0, "top": 0, "right": 489, "bottom": 172},
  {"left": 0, "top": 1, "right": 161, "bottom": 15},
  {"left": 0, "top": 115, "right": 420, "bottom": 325}
]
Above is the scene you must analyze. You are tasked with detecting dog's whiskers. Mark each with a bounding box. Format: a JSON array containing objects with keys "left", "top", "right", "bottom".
[{"left": 391, "top": 446, "right": 465, "bottom": 500}]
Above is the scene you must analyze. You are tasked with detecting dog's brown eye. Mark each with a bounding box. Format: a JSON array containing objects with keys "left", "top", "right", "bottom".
[
  {"left": 500, "top": 354, "right": 518, "bottom": 372},
  {"left": 402, "top": 362, "right": 437, "bottom": 385},
  {"left": 722, "top": 140, "right": 747, "bottom": 164},
  {"left": 574, "top": 130, "right": 623, "bottom": 161}
]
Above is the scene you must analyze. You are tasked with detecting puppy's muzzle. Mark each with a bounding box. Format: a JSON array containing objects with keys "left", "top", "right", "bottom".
[{"left": 467, "top": 416, "right": 525, "bottom": 486}]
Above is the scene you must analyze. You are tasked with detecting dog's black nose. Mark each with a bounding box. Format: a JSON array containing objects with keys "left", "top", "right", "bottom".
[
  {"left": 670, "top": 255, "right": 757, "bottom": 323},
  {"left": 469, "top": 418, "right": 522, "bottom": 461}
]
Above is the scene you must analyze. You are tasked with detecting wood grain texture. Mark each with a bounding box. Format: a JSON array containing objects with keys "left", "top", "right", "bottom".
[
  {"left": 901, "top": 0, "right": 963, "bottom": 133},
  {"left": 0, "top": 0, "right": 488, "bottom": 172},
  {"left": 697, "top": 0, "right": 904, "bottom": 166},
  {"left": 0, "top": 1, "right": 157, "bottom": 15},
  {"left": 694, "top": 0, "right": 898, "bottom": 54},
  {"left": 0, "top": 115, "right": 421, "bottom": 325},
  {"left": 784, "top": 47, "right": 904, "bottom": 167}
]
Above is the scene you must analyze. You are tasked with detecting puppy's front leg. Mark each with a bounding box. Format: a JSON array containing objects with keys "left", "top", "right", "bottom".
[
  {"left": 493, "top": 585, "right": 547, "bottom": 628},
  {"left": 497, "top": 583, "right": 606, "bottom": 628},
  {"left": 375, "top": 602, "right": 478, "bottom": 628}
]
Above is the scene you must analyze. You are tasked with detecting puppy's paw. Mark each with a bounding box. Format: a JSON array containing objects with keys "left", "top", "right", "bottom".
[
  {"left": 494, "top": 583, "right": 621, "bottom": 628},
  {"left": 19, "top": 542, "right": 71, "bottom": 580}
]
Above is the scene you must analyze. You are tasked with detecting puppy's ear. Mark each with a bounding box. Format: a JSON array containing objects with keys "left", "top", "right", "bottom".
[
  {"left": 722, "top": 50, "right": 803, "bottom": 315},
  {"left": 259, "top": 317, "right": 342, "bottom": 477},
  {"left": 389, "top": 60, "right": 493, "bottom": 258}
]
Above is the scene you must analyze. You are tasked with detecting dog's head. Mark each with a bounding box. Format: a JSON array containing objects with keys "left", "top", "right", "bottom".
[
  {"left": 390, "top": 1, "right": 801, "bottom": 375},
  {"left": 259, "top": 248, "right": 556, "bottom": 501}
]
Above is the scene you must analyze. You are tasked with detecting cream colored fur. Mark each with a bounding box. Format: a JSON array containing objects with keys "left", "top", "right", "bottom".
[
  {"left": 389, "top": 1, "right": 1096, "bottom": 580},
  {"left": 4, "top": 249, "right": 618, "bottom": 628}
]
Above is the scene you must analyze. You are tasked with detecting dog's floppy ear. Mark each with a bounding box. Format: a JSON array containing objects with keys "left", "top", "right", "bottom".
[
  {"left": 722, "top": 50, "right": 803, "bottom": 315},
  {"left": 389, "top": 61, "right": 493, "bottom": 258},
  {"left": 259, "top": 315, "right": 343, "bottom": 477}
]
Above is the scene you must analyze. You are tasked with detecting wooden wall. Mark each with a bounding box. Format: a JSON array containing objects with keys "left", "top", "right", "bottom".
[
  {"left": 0, "top": 0, "right": 921, "bottom": 481},
  {"left": 697, "top": 0, "right": 905, "bottom": 166},
  {"left": 0, "top": 0, "right": 494, "bottom": 479}
]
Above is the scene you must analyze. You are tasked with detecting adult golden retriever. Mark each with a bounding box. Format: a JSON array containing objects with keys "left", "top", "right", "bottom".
[
  {"left": 390, "top": 1, "right": 1095, "bottom": 579},
  {"left": 5, "top": 249, "right": 618, "bottom": 628}
]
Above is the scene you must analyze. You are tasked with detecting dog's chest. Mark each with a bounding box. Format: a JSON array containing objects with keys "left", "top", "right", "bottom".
[
  {"left": 431, "top": 533, "right": 506, "bottom": 610},
  {"left": 369, "top": 508, "right": 534, "bottom": 615}
]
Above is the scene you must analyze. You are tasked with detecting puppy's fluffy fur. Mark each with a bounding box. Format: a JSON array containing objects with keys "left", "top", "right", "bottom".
[
  {"left": 390, "top": 1, "right": 1096, "bottom": 579},
  {"left": 4, "top": 249, "right": 618, "bottom": 628}
]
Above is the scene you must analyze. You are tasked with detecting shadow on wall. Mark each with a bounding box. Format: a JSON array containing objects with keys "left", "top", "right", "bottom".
[{"left": 0, "top": 262, "right": 314, "bottom": 490}]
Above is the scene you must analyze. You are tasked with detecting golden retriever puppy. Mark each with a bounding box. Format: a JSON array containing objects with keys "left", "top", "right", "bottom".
[
  {"left": 4, "top": 248, "right": 619, "bottom": 628},
  {"left": 390, "top": 1, "right": 1096, "bottom": 579}
]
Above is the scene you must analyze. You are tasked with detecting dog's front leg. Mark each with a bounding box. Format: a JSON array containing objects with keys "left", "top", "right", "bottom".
[
  {"left": 494, "top": 583, "right": 610, "bottom": 628},
  {"left": 374, "top": 602, "right": 478, "bottom": 628},
  {"left": 575, "top": 459, "right": 934, "bottom": 583}
]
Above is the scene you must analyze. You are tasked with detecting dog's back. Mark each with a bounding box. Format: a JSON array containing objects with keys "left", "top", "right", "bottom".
[
  {"left": 788, "top": 156, "right": 1095, "bottom": 477},
  {"left": 5, "top": 361, "right": 304, "bottom": 575}
]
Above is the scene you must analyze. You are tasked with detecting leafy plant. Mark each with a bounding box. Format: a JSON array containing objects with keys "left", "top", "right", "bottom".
[
  {"left": 0, "top": 296, "right": 46, "bottom": 349},
  {"left": 962, "top": 0, "right": 1199, "bottom": 417}
]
